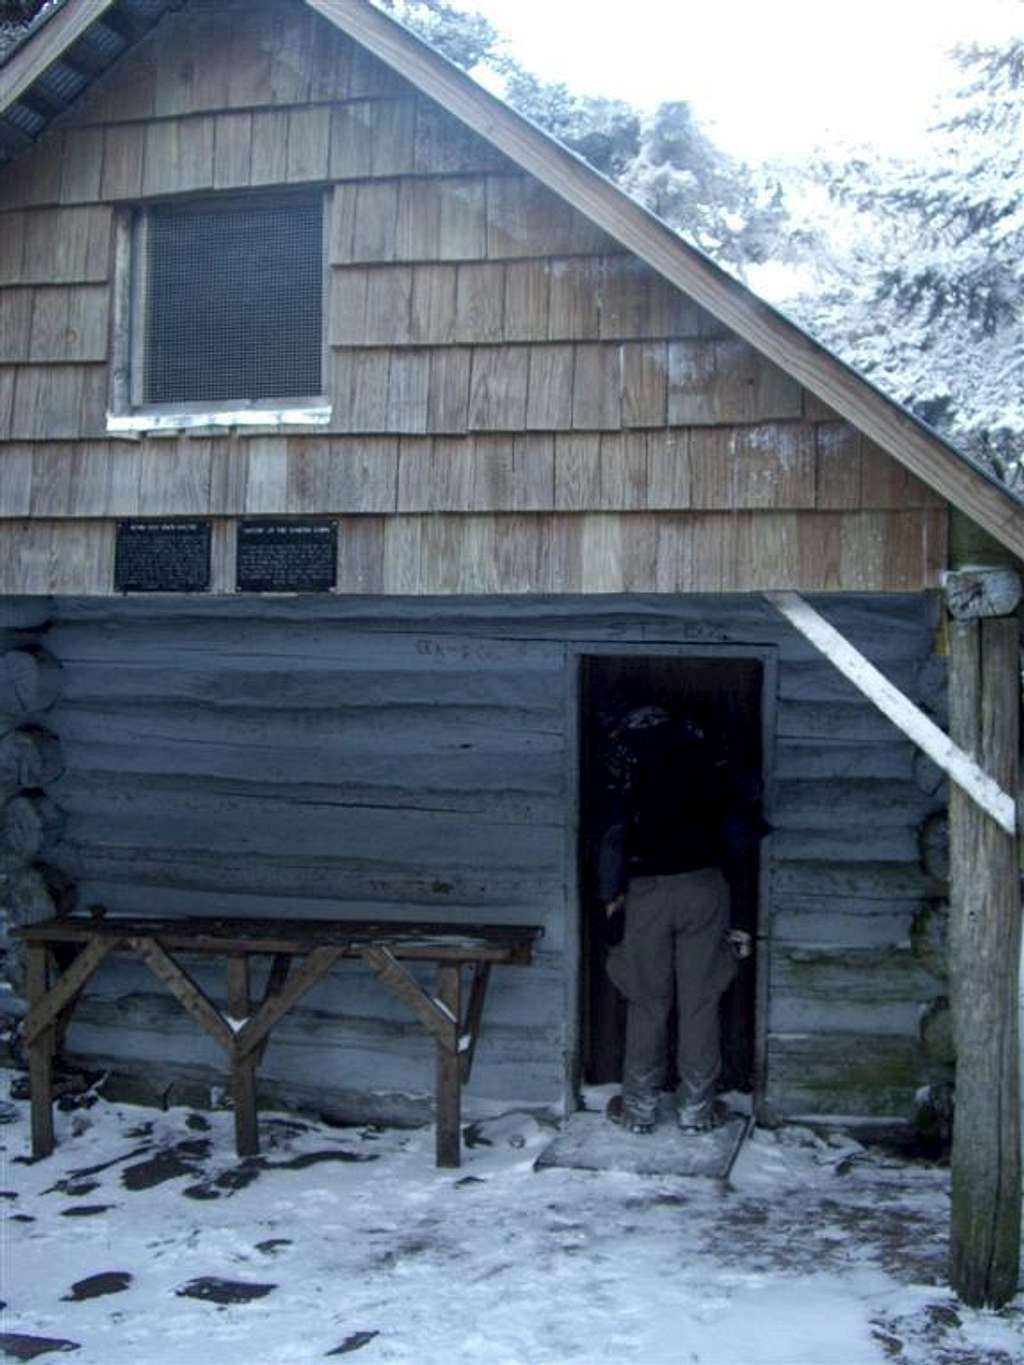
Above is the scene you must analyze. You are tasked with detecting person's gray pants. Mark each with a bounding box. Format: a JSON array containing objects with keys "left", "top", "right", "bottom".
[{"left": 606, "top": 868, "right": 735, "bottom": 1126}]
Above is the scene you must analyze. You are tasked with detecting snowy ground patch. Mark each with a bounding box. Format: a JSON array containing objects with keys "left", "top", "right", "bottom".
[{"left": 1, "top": 1091, "right": 1022, "bottom": 1364}]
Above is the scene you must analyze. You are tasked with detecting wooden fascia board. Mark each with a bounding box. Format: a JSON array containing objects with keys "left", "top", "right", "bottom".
[
  {"left": 306, "top": 0, "right": 1024, "bottom": 562},
  {"left": 0, "top": 0, "right": 117, "bottom": 114}
]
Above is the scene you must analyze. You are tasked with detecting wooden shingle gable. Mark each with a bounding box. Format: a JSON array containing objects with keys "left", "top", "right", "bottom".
[
  {"left": 0, "top": 0, "right": 1018, "bottom": 576},
  {"left": 298, "top": 0, "right": 1022, "bottom": 562}
]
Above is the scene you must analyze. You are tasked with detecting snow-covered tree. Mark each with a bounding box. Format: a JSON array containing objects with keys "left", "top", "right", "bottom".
[
  {"left": 371, "top": 0, "right": 501, "bottom": 70},
  {"left": 618, "top": 101, "right": 789, "bottom": 272},
  {"left": 375, "top": 1, "right": 788, "bottom": 273},
  {"left": 783, "top": 38, "right": 1024, "bottom": 486}
]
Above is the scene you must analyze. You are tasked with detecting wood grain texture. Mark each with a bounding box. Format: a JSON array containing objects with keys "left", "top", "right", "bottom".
[
  {"left": 947, "top": 615, "right": 1021, "bottom": 1306},
  {"left": 410, "top": 264, "right": 457, "bottom": 345},
  {"left": 0, "top": 214, "right": 25, "bottom": 286},
  {"left": 60, "top": 129, "right": 105, "bottom": 206},
  {"left": 0, "top": 0, "right": 968, "bottom": 611},
  {"left": 99, "top": 124, "right": 145, "bottom": 202},
  {"left": 525, "top": 345, "right": 573, "bottom": 430},
  {"left": 327, "top": 255, "right": 715, "bottom": 348},
  {"left": 0, "top": 139, "right": 56, "bottom": 214},
  {"left": 212, "top": 112, "right": 254, "bottom": 190},
  {"left": 250, "top": 109, "right": 290, "bottom": 186},
  {"left": 0, "top": 461, "right": 947, "bottom": 593},
  {"left": 20, "top": 208, "right": 111, "bottom": 285},
  {"left": 398, "top": 176, "right": 487, "bottom": 262},
  {"left": 330, "top": 98, "right": 415, "bottom": 178},
  {"left": 414, "top": 96, "right": 510, "bottom": 176},
  {"left": 285, "top": 106, "right": 331, "bottom": 183},
  {"left": 468, "top": 347, "right": 528, "bottom": 431},
  {"left": 486, "top": 175, "right": 615, "bottom": 259},
  {"left": 304, "top": 0, "right": 1022, "bottom": 559}
]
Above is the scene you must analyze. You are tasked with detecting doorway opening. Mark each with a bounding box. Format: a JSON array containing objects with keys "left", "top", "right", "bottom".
[{"left": 578, "top": 653, "right": 765, "bottom": 1097}]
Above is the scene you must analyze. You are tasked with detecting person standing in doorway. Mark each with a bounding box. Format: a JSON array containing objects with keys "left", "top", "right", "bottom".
[{"left": 596, "top": 705, "right": 752, "bottom": 1135}]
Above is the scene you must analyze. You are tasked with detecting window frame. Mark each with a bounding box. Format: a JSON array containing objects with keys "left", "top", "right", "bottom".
[{"left": 108, "top": 190, "right": 333, "bottom": 435}]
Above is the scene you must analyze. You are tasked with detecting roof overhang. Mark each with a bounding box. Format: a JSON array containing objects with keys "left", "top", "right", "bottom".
[{"left": 0, "top": 0, "right": 179, "bottom": 157}]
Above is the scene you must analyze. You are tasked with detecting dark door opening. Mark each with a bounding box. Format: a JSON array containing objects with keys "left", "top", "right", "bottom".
[{"left": 579, "top": 654, "right": 764, "bottom": 1096}]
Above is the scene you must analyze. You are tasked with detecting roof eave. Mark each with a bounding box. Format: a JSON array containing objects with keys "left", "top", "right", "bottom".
[{"left": 0, "top": 0, "right": 115, "bottom": 113}]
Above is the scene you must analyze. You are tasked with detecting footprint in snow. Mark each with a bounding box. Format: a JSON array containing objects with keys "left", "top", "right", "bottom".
[
  {"left": 175, "top": 1277, "right": 277, "bottom": 1305},
  {"left": 62, "top": 1273, "right": 133, "bottom": 1302}
]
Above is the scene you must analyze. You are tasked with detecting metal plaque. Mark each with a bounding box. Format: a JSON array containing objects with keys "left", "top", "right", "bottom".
[
  {"left": 115, "top": 520, "right": 211, "bottom": 593},
  {"left": 236, "top": 519, "right": 337, "bottom": 593}
]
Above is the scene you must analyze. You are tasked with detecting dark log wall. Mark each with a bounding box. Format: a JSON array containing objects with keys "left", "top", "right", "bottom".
[{"left": 1, "top": 590, "right": 948, "bottom": 1122}]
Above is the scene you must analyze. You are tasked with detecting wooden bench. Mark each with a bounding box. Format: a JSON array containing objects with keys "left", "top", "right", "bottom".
[{"left": 12, "top": 914, "right": 542, "bottom": 1168}]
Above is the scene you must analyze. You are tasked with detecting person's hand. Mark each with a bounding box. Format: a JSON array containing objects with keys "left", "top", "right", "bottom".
[
  {"left": 728, "top": 929, "right": 752, "bottom": 960},
  {"left": 605, "top": 895, "right": 625, "bottom": 918}
]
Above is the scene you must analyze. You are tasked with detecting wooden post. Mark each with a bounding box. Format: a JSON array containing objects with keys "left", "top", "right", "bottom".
[
  {"left": 25, "top": 944, "right": 55, "bottom": 1158},
  {"left": 435, "top": 963, "right": 462, "bottom": 1168},
  {"left": 947, "top": 601, "right": 1021, "bottom": 1307}
]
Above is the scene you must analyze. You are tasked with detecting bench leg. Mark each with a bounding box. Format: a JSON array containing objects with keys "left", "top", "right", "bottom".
[
  {"left": 227, "top": 956, "right": 258, "bottom": 1157},
  {"left": 435, "top": 963, "right": 462, "bottom": 1168},
  {"left": 233, "top": 1057, "right": 259, "bottom": 1158},
  {"left": 25, "top": 945, "right": 55, "bottom": 1159}
]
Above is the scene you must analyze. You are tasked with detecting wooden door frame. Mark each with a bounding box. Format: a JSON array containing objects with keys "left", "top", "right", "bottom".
[{"left": 564, "top": 641, "right": 779, "bottom": 1121}]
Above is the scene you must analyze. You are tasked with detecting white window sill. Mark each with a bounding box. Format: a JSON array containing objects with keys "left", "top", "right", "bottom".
[{"left": 107, "top": 405, "right": 332, "bottom": 435}]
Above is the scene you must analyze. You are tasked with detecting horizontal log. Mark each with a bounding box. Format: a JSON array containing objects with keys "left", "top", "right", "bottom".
[
  {"left": 771, "top": 827, "right": 921, "bottom": 863},
  {"left": 776, "top": 658, "right": 921, "bottom": 704},
  {"left": 766, "top": 1031, "right": 924, "bottom": 1117},
  {"left": 775, "top": 739, "right": 916, "bottom": 782},
  {"left": 66, "top": 879, "right": 568, "bottom": 949},
  {"left": 56, "top": 658, "right": 563, "bottom": 711},
  {"left": 52, "top": 697, "right": 562, "bottom": 756},
  {"left": 63, "top": 999, "right": 564, "bottom": 1105},
  {"left": 772, "top": 898, "right": 918, "bottom": 949},
  {"left": 776, "top": 701, "right": 903, "bottom": 742},
  {"left": 48, "top": 591, "right": 938, "bottom": 661},
  {"left": 55, "top": 764, "right": 563, "bottom": 825},
  {"left": 770, "top": 995, "right": 930, "bottom": 1039},
  {"left": 771, "top": 944, "right": 940, "bottom": 1006},
  {"left": 65, "top": 988, "right": 562, "bottom": 1060},
  {"left": 0, "top": 599, "right": 52, "bottom": 630},
  {"left": 774, "top": 779, "right": 935, "bottom": 827},
  {"left": 55, "top": 781, "right": 564, "bottom": 866},
  {"left": 774, "top": 861, "right": 939, "bottom": 900},
  {"left": 49, "top": 841, "right": 563, "bottom": 911},
  {"left": 48, "top": 625, "right": 563, "bottom": 674}
]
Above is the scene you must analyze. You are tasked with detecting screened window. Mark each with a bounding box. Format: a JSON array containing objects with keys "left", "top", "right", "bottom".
[{"left": 137, "top": 192, "right": 323, "bottom": 407}]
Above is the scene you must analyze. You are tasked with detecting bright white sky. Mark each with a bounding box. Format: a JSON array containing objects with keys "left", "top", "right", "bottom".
[{"left": 467, "top": 0, "right": 1023, "bottom": 159}]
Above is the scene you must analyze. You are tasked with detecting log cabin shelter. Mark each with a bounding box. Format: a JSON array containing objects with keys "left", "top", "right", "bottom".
[{"left": 1, "top": 0, "right": 1022, "bottom": 1140}]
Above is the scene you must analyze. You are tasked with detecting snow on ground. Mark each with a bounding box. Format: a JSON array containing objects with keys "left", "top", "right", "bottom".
[{"left": 2, "top": 1086, "right": 1023, "bottom": 1365}]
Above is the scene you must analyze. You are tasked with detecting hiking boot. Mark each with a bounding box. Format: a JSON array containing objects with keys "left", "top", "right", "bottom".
[
  {"left": 677, "top": 1098, "right": 725, "bottom": 1133},
  {"left": 605, "top": 1092, "right": 656, "bottom": 1135}
]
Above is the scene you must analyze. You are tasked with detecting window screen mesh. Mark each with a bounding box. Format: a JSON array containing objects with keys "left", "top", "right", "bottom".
[{"left": 143, "top": 194, "right": 322, "bottom": 405}]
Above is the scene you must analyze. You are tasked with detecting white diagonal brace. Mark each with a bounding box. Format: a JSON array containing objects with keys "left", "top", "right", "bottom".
[{"left": 766, "top": 591, "right": 1016, "bottom": 836}]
